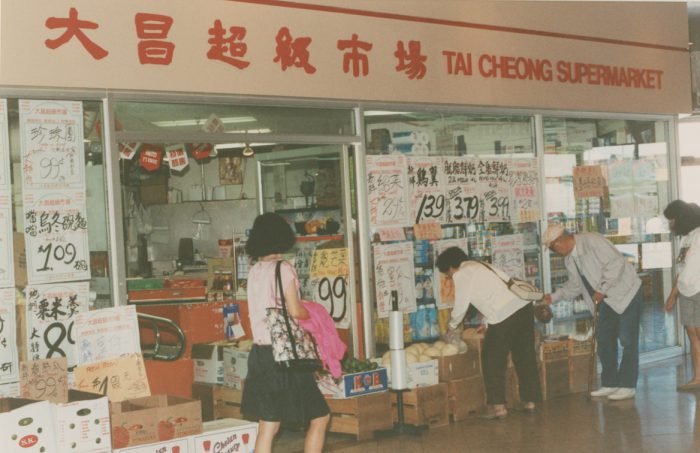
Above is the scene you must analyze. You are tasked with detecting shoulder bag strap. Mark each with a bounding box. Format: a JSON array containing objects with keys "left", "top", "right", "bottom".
[
  {"left": 474, "top": 260, "right": 512, "bottom": 287},
  {"left": 276, "top": 260, "right": 300, "bottom": 360}
]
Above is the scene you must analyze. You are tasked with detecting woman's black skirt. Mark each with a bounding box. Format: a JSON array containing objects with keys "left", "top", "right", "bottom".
[{"left": 241, "top": 344, "right": 330, "bottom": 423}]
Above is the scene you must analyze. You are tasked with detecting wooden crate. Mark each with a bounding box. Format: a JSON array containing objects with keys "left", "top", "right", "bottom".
[
  {"left": 192, "top": 382, "right": 246, "bottom": 421},
  {"left": 392, "top": 383, "right": 449, "bottom": 428},
  {"left": 570, "top": 355, "right": 596, "bottom": 394},
  {"left": 447, "top": 376, "right": 485, "bottom": 421},
  {"left": 541, "top": 358, "right": 569, "bottom": 400},
  {"left": 540, "top": 340, "right": 569, "bottom": 362},
  {"left": 326, "top": 392, "right": 393, "bottom": 441},
  {"left": 569, "top": 338, "right": 594, "bottom": 357}
]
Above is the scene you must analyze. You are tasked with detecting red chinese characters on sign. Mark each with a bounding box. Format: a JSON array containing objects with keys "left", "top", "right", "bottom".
[
  {"left": 135, "top": 13, "right": 175, "bottom": 65},
  {"left": 139, "top": 144, "right": 163, "bottom": 172},
  {"left": 274, "top": 27, "right": 316, "bottom": 74},
  {"left": 207, "top": 20, "right": 250, "bottom": 69},
  {"left": 395, "top": 40, "right": 427, "bottom": 80},
  {"left": 337, "top": 34, "right": 372, "bottom": 77},
  {"left": 45, "top": 7, "right": 108, "bottom": 60},
  {"left": 119, "top": 143, "right": 141, "bottom": 160}
]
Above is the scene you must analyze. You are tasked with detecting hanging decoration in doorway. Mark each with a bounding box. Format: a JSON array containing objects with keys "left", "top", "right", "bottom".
[
  {"left": 118, "top": 142, "right": 141, "bottom": 160},
  {"left": 187, "top": 142, "right": 214, "bottom": 161},
  {"left": 138, "top": 144, "right": 163, "bottom": 171},
  {"left": 165, "top": 144, "right": 189, "bottom": 172}
]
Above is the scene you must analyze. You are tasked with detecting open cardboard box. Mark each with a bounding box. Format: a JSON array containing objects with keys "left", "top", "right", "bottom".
[
  {"left": 53, "top": 390, "right": 111, "bottom": 453},
  {"left": 109, "top": 395, "right": 203, "bottom": 449}
]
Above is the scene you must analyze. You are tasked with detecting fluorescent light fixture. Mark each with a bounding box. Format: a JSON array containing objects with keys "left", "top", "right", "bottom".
[
  {"left": 227, "top": 128, "right": 271, "bottom": 134},
  {"left": 215, "top": 142, "right": 275, "bottom": 150},
  {"left": 152, "top": 116, "right": 257, "bottom": 127},
  {"left": 364, "top": 110, "right": 410, "bottom": 117}
]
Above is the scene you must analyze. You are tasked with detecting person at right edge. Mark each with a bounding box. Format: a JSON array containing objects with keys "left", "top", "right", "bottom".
[
  {"left": 663, "top": 200, "right": 700, "bottom": 391},
  {"left": 543, "top": 224, "right": 642, "bottom": 401}
]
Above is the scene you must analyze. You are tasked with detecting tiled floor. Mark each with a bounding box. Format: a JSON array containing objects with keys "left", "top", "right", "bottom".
[{"left": 274, "top": 357, "right": 700, "bottom": 452}]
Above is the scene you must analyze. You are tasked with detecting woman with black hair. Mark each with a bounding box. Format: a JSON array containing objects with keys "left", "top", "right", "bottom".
[
  {"left": 240, "top": 212, "right": 329, "bottom": 452},
  {"left": 664, "top": 200, "right": 700, "bottom": 391}
]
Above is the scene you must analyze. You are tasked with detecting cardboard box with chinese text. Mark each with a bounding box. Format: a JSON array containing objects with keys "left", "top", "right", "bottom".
[{"left": 109, "top": 395, "right": 203, "bottom": 449}]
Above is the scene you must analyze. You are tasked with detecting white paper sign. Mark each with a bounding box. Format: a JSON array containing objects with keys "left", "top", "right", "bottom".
[
  {"left": 0, "top": 100, "right": 13, "bottom": 289},
  {"left": 165, "top": 143, "right": 189, "bottom": 172},
  {"left": 0, "top": 207, "right": 14, "bottom": 288},
  {"left": 492, "top": 234, "right": 526, "bottom": 280},
  {"left": 309, "top": 275, "right": 351, "bottom": 328},
  {"left": 19, "top": 99, "right": 85, "bottom": 192},
  {"left": 373, "top": 242, "right": 416, "bottom": 317},
  {"left": 74, "top": 305, "right": 141, "bottom": 365},
  {"left": 443, "top": 156, "right": 480, "bottom": 223},
  {"left": 0, "top": 99, "right": 10, "bottom": 191},
  {"left": 0, "top": 381, "right": 20, "bottom": 397},
  {"left": 26, "top": 282, "right": 90, "bottom": 368},
  {"left": 510, "top": 158, "right": 541, "bottom": 223},
  {"left": 366, "top": 155, "right": 410, "bottom": 227},
  {"left": 23, "top": 191, "right": 91, "bottom": 284},
  {"left": 0, "top": 289, "right": 19, "bottom": 384},
  {"left": 407, "top": 156, "right": 446, "bottom": 224},
  {"left": 641, "top": 242, "right": 673, "bottom": 270}
]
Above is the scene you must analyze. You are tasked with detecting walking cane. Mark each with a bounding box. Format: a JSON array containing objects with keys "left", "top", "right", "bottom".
[{"left": 587, "top": 303, "right": 600, "bottom": 395}]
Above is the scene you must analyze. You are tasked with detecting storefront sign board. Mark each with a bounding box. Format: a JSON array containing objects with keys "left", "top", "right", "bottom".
[{"left": 0, "top": 1, "right": 690, "bottom": 114}]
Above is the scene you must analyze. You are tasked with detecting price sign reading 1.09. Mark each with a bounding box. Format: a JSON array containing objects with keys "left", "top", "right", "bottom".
[{"left": 23, "top": 192, "right": 90, "bottom": 284}]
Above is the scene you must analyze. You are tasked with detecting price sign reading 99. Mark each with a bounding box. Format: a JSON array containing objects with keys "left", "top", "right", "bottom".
[{"left": 23, "top": 199, "right": 90, "bottom": 284}]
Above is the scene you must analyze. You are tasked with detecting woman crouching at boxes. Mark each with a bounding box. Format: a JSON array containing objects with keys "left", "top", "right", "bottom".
[
  {"left": 240, "top": 213, "right": 330, "bottom": 453},
  {"left": 437, "top": 247, "right": 542, "bottom": 419}
]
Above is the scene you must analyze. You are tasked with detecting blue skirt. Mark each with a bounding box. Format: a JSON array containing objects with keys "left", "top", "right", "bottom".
[{"left": 241, "top": 344, "right": 329, "bottom": 423}]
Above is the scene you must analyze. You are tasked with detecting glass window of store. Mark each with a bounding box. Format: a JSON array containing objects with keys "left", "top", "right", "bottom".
[
  {"left": 113, "top": 101, "right": 360, "bottom": 350},
  {"left": 543, "top": 117, "right": 677, "bottom": 354},
  {"left": 4, "top": 98, "right": 113, "bottom": 307},
  {"left": 363, "top": 111, "right": 542, "bottom": 348}
]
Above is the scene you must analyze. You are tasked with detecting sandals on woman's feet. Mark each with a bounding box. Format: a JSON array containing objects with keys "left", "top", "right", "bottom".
[{"left": 477, "top": 408, "right": 508, "bottom": 420}]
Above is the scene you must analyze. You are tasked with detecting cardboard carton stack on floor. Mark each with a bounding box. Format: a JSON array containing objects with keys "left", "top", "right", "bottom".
[{"left": 190, "top": 340, "right": 253, "bottom": 422}]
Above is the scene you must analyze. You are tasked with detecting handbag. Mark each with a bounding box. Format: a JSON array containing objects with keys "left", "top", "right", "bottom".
[
  {"left": 475, "top": 260, "right": 544, "bottom": 301},
  {"left": 266, "top": 261, "right": 322, "bottom": 372}
]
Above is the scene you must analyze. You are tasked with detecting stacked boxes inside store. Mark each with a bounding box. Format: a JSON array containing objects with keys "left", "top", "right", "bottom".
[{"left": 1, "top": 277, "right": 257, "bottom": 452}]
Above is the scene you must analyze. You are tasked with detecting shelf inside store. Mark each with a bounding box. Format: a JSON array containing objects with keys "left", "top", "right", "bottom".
[
  {"left": 554, "top": 312, "right": 593, "bottom": 323},
  {"left": 296, "top": 234, "right": 343, "bottom": 242}
]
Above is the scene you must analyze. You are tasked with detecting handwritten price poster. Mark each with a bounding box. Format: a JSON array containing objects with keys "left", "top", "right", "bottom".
[
  {"left": 25, "top": 282, "right": 89, "bottom": 367},
  {"left": 373, "top": 242, "right": 416, "bottom": 318},
  {"left": 407, "top": 156, "right": 446, "bottom": 224},
  {"left": 19, "top": 99, "right": 85, "bottom": 192},
  {"left": 23, "top": 191, "right": 91, "bottom": 284},
  {"left": 366, "top": 155, "right": 409, "bottom": 227},
  {"left": 20, "top": 357, "right": 68, "bottom": 403},
  {"left": 0, "top": 100, "right": 13, "bottom": 289},
  {"left": 310, "top": 248, "right": 349, "bottom": 278},
  {"left": 372, "top": 156, "right": 541, "bottom": 226},
  {"left": 74, "top": 305, "right": 141, "bottom": 366},
  {"left": 73, "top": 353, "right": 150, "bottom": 402},
  {"left": 0, "top": 290, "right": 19, "bottom": 384},
  {"left": 492, "top": 234, "right": 526, "bottom": 280}
]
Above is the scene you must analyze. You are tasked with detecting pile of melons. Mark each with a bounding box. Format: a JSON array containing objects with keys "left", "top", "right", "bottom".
[{"left": 380, "top": 340, "right": 460, "bottom": 365}]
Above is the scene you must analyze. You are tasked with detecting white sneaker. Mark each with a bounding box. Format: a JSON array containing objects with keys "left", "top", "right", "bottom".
[
  {"left": 590, "top": 387, "right": 619, "bottom": 397},
  {"left": 607, "top": 388, "right": 636, "bottom": 400}
]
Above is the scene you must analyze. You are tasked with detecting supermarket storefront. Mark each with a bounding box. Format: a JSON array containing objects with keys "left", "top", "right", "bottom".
[{"left": 0, "top": 0, "right": 691, "bottom": 367}]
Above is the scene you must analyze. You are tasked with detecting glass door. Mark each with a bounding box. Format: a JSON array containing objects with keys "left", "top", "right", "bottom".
[{"left": 256, "top": 145, "right": 356, "bottom": 350}]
